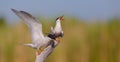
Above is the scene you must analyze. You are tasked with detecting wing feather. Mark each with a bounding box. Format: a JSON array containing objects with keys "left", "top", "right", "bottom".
[{"left": 11, "top": 9, "right": 44, "bottom": 43}]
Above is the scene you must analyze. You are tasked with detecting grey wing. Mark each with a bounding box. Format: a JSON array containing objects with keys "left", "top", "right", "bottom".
[{"left": 11, "top": 9, "right": 44, "bottom": 43}]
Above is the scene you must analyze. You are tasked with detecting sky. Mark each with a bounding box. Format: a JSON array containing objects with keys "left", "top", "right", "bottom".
[{"left": 0, "top": 0, "right": 120, "bottom": 23}]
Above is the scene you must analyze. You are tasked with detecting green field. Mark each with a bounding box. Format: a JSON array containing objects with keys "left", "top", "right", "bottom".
[{"left": 0, "top": 17, "right": 120, "bottom": 62}]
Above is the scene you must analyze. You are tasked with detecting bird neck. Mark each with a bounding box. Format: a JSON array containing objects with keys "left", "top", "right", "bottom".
[{"left": 55, "top": 20, "right": 61, "bottom": 29}]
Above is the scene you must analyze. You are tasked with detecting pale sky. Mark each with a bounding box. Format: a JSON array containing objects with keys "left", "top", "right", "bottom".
[{"left": 0, "top": 0, "right": 120, "bottom": 23}]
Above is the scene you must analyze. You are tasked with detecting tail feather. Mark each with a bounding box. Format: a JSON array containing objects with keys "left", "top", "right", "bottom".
[{"left": 23, "top": 44, "right": 36, "bottom": 49}]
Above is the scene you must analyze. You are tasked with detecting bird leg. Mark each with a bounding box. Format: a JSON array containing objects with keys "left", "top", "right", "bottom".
[
  {"left": 37, "top": 48, "right": 44, "bottom": 55},
  {"left": 37, "top": 44, "right": 49, "bottom": 55}
]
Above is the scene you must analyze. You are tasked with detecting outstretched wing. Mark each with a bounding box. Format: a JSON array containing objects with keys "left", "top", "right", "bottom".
[{"left": 11, "top": 9, "right": 44, "bottom": 42}]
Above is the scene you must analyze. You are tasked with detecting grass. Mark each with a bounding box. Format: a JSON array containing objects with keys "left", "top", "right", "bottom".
[{"left": 0, "top": 17, "right": 120, "bottom": 62}]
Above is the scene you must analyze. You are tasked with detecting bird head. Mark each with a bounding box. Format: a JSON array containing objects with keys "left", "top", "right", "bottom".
[{"left": 56, "top": 15, "right": 64, "bottom": 21}]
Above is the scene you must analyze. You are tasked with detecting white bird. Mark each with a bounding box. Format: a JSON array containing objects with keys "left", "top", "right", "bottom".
[
  {"left": 11, "top": 9, "right": 52, "bottom": 54},
  {"left": 48, "top": 16, "right": 64, "bottom": 40}
]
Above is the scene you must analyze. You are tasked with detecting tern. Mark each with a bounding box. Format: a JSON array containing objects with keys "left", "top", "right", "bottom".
[
  {"left": 11, "top": 9, "right": 52, "bottom": 54},
  {"left": 48, "top": 16, "right": 64, "bottom": 40}
]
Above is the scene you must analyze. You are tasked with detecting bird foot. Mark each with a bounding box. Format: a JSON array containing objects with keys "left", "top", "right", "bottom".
[{"left": 37, "top": 48, "right": 44, "bottom": 55}]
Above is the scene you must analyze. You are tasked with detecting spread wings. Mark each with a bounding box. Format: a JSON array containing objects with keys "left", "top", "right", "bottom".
[{"left": 11, "top": 9, "right": 44, "bottom": 42}]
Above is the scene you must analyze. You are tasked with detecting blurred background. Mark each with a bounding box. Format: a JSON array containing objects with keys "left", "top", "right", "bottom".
[{"left": 0, "top": 0, "right": 120, "bottom": 62}]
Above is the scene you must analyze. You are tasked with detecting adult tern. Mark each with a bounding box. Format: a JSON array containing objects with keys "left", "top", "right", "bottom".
[{"left": 11, "top": 9, "right": 52, "bottom": 54}]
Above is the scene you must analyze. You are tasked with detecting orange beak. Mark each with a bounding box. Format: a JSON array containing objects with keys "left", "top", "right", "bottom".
[{"left": 59, "top": 15, "right": 64, "bottom": 21}]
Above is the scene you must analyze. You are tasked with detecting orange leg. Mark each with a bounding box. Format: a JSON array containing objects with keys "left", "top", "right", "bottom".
[{"left": 37, "top": 48, "right": 44, "bottom": 55}]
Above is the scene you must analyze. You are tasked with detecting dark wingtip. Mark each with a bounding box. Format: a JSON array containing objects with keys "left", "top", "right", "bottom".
[
  {"left": 11, "top": 8, "right": 18, "bottom": 14},
  {"left": 11, "top": 8, "right": 14, "bottom": 11},
  {"left": 11, "top": 8, "right": 16, "bottom": 12},
  {"left": 48, "top": 34, "right": 56, "bottom": 39},
  {"left": 50, "top": 40, "right": 55, "bottom": 48}
]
